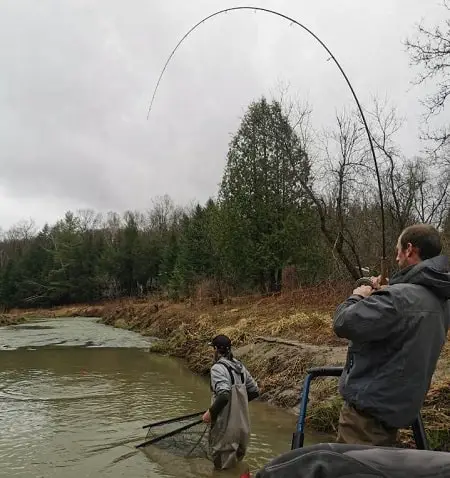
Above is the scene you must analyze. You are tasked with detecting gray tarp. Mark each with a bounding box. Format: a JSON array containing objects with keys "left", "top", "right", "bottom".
[{"left": 255, "top": 443, "right": 450, "bottom": 478}]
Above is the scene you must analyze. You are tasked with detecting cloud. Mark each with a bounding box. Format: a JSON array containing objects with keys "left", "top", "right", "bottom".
[{"left": 0, "top": 0, "right": 445, "bottom": 229}]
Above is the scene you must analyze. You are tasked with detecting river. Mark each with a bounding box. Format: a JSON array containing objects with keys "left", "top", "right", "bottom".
[{"left": 0, "top": 317, "right": 329, "bottom": 477}]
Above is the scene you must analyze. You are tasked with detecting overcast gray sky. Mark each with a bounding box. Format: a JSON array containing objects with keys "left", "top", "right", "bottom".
[{"left": 0, "top": 0, "right": 445, "bottom": 230}]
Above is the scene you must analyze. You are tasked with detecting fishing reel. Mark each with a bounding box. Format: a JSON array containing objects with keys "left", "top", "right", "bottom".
[
  {"left": 354, "top": 275, "right": 389, "bottom": 290},
  {"left": 354, "top": 258, "right": 389, "bottom": 290},
  {"left": 354, "top": 277, "right": 375, "bottom": 288}
]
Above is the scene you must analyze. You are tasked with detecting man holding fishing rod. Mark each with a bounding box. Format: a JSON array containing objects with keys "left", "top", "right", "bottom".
[
  {"left": 202, "top": 334, "right": 260, "bottom": 471},
  {"left": 333, "top": 223, "right": 450, "bottom": 446}
]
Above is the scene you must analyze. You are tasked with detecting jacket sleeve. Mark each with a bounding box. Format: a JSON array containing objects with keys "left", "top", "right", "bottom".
[
  {"left": 333, "top": 289, "right": 400, "bottom": 343},
  {"left": 210, "top": 363, "right": 231, "bottom": 395},
  {"left": 209, "top": 392, "right": 230, "bottom": 420},
  {"left": 242, "top": 365, "right": 259, "bottom": 399}
]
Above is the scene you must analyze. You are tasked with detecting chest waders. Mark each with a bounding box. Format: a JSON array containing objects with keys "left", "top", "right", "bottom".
[{"left": 209, "top": 361, "right": 251, "bottom": 470}]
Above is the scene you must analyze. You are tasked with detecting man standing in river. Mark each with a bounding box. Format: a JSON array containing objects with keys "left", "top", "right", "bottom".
[
  {"left": 202, "top": 334, "right": 259, "bottom": 471},
  {"left": 333, "top": 223, "right": 450, "bottom": 446}
]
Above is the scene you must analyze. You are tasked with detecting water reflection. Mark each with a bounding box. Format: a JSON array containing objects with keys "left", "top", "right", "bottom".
[{"left": 0, "top": 318, "right": 330, "bottom": 477}]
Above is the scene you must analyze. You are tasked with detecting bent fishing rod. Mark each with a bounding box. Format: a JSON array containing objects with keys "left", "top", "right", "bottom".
[{"left": 146, "top": 6, "right": 389, "bottom": 283}]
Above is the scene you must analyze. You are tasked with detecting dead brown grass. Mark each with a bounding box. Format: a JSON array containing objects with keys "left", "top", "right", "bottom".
[
  {"left": 4, "top": 303, "right": 108, "bottom": 320},
  {"left": 0, "top": 314, "right": 26, "bottom": 326}
]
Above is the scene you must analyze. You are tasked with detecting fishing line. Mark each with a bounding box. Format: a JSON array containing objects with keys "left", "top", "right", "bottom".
[{"left": 146, "top": 6, "right": 388, "bottom": 277}]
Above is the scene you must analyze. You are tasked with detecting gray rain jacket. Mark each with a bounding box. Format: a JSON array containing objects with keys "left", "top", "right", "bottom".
[
  {"left": 333, "top": 255, "right": 450, "bottom": 428},
  {"left": 209, "top": 356, "right": 259, "bottom": 470},
  {"left": 210, "top": 356, "right": 259, "bottom": 399},
  {"left": 255, "top": 443, "right": 450, "bottom": 478}
]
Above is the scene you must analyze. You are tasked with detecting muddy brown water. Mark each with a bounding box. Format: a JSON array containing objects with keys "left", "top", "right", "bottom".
[{"left": 0, "top": 317, "right": 331, "bottom": 477}]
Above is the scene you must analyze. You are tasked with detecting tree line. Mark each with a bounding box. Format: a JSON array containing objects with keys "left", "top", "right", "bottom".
[
  {"left": 2, "top": 6, "right": 450, "bottom": 310},
  {"left": 0, "top": 95, "right": 448, "bottom": 310}
]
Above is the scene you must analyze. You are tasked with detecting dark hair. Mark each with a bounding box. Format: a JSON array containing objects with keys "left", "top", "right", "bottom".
[
  {"left": 216, "top": 346, "right": 233, "bottom": 360},
  {"left": 399, "top": 224, "right": 442, "bottom": 260}
]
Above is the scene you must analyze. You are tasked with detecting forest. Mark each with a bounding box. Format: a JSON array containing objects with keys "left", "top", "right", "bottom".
[
  {"left": 1, "top": 92, "right": 448, "bottom": 311},
  {"left": 2, "top": 5, "right": 450, "bottom": 311}
]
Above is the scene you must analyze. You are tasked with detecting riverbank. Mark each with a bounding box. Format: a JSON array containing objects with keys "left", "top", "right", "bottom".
[
  {"left": 3, "top": 288, "right": 450, "bottom": 450},
  {"left": 0, "top": 314, "right": 26, "bottom": 327}
]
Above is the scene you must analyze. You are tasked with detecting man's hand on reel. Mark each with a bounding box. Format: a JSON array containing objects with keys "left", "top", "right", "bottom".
[
  {"left": 370, "top": 275, "right": 389, "bottom": 290},
  {"left": 353, "top": 274, "right": 389, "bottom": 297},
  {"left": 353, "top": 284, "right": 373, "bottom": 298}
]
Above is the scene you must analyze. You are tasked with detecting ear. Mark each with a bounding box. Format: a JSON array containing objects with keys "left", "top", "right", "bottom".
[{"left": 406, "top": 242, "right": 414, "bottom": 257}]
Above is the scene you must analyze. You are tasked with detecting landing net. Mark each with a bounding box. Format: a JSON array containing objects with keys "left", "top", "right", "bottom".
[{"left": 139, "top": 416, "right": 211, "bottom": 460}]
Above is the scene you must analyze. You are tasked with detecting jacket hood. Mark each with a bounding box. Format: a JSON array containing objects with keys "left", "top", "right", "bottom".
[
  {"left": 390, "top": 255, "right": 450, "bottom": 300},
  {"left": 217, "top": 356, "right": 243, "bottom": 374}
]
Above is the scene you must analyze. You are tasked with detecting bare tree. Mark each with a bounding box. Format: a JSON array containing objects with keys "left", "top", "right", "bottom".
[
  {"left": 124, "top": 210, "right": 147, "bottom": 231},
  {"left": 366, "top": 97, "right": 450, "bottom": 230},
  {"left": 146, "top": 194, "right": 187, "bottom": 234},
  {"left": 413, "top": 163, "right": 450, "bottom": 227},
  {"left": 366, "top": 98, "right": 416, "bottom": 233},
  {"left": 5, "top": 219, "right": 36, "bottom": 242},
  {"left": 319, "top": 110, "right": 375, "bottom": 276},
  {"left": 279, "top": 91, "right": 376, "bottom": 280},
  {"left": 405, "top": 1, "right": 450, "bottom": 150},
  {"left": 147, "top": 194, "right": 175, "bottom": 233},
  {"left": 75, "top": 209, "right": 103, "bottom": 232},
  {"left": 102, "top": 211, "right": 123, "bottom": 246}
]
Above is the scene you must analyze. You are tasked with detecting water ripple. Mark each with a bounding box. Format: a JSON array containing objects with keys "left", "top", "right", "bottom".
[{"left": 0, "top": 317, "right": 329, "bottom": 477}]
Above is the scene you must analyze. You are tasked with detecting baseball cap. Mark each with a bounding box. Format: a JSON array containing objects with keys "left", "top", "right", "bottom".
[{"left": 208, "top": 334, "right": 232, "bottom": 349}]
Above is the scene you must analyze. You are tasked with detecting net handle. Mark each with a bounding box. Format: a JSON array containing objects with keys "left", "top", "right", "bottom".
[
  {"left": 142, "top": 410, "right": 206, "bottom": 429},
  {"left": 135, "top": 418, "right": 204, "bottom": 449}
]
